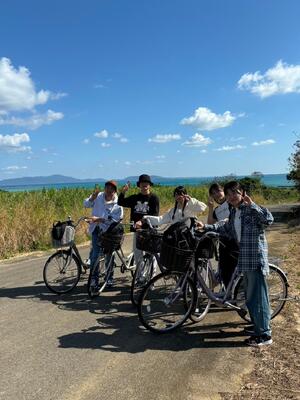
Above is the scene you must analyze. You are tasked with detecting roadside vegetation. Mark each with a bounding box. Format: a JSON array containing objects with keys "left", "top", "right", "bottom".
[{"left": 0, "top": 179, "right": 299, "bottom": 259}]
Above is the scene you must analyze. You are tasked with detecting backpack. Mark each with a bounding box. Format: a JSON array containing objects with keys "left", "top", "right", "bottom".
[{"left": 162, "top": 220, "right": 196, "bottom": 250}]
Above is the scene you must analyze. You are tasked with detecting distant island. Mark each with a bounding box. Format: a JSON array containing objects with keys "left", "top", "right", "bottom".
[
  {"left": 0, "top": 174, "right": 169, "bottom": 187},
  {"left": 0, "top": 173, "right": 292, "bottom": 190}
]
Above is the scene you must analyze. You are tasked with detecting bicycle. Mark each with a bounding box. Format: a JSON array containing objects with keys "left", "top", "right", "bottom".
[
  {"left": 43, "top": 216, "right": 90, "bottom": 294},
  {"left": 130, "top": 226, "right": 164, "bottom": 306},
  {"left": 87, "top": 222, "right": 136, "bottom": 298},
  {"left": 137, "top": 230, "right": 289, "bottom": 334}
]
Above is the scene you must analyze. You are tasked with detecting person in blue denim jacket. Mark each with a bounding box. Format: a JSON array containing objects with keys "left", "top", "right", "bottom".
[{"left": 198, "top": 180, "right": 274, "bottom": 346}]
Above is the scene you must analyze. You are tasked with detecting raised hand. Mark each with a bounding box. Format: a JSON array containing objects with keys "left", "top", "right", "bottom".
[
  {"left": 121, "top": 181, "right": 131, "bottom": 193},
  {"left": 242, "top": 191, "right": 253, "bottom": 206}
]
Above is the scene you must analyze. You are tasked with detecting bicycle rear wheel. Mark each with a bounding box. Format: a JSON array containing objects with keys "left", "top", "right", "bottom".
[
  {"left": 234, "top": 264, "right": 288, "bottom": 322},
  {"left": 130, "top": 255, "right": 154, "bottom": 306},
  {"left": 138, "top": 271, "right": 196, "bottom": 333},
  {"left": 43, "top": 250, "right": 81, "bottom": 294}
]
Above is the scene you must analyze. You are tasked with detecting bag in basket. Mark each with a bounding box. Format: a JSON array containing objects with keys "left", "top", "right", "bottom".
[{"left": 52, "top": 221, "right": 75, "bottom": 247}]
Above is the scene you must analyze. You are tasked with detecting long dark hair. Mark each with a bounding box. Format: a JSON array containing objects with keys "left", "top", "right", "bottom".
[{"left": 172, "top": 186, "right": 188, "bottom": 220}]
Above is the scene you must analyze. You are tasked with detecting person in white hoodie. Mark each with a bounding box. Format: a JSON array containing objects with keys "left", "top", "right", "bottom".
[
  {"left": 137, "top": 186, "right": 207, "bottom": 228},
  {"left": 84, "top": 180, "right": 123, "bottom": 289}
]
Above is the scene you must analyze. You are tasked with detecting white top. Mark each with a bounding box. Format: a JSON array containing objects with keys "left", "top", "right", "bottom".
[
  {"left": 213, "top": 201, "right": 230, "bottom": 222},
  {"left": 144, "top": 197, "right": 207, "bottom": 227},
  {"left": 234, "top": 208, "right": 242, "bottom": 242},
  {"left": 83, "top": 192, "right": 123, "bottom": 233}
]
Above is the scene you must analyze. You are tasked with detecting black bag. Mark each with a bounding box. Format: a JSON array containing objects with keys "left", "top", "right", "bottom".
[
  {"left": 99, "top": 222, "right": 124, "bottom": 253},
  {"left": 162, "top": 220, "right": 196, "bottom": 250},
  {"left": 51, "top": 221, "right": 67, "bottom": 241},
  {"left": 160, "top": 220, "right": 196, "bottom": 271}
]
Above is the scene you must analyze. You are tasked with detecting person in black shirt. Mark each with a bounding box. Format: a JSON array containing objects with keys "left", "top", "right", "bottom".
[{"left": 118, "top": 174, "right": 160, "bottom": 264}]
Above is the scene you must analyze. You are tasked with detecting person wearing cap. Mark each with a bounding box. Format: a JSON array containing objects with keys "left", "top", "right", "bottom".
[
  {"left": 84, "top": 180, "right": 123, "bottom": 291},
  {"left": 138, "top": 185, "right": 206, "bottom": 228},
  {"left": 118, "top": 174, "right": 160, "bottom": 264}
]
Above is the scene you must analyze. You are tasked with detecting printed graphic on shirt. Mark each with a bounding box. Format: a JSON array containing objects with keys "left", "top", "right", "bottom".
[{"left": 134, "top": 201, "right": 150, "bottom": 214}]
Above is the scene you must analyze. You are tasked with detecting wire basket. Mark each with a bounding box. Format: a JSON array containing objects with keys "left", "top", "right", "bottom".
[
  {"left": 135, "top": 229, "right": 163, "bottom": 254},
  {"left": 99, "top": 232, "right": 124, "bottom": 254},
  {"left": 160, "top": 241, "right": 194, "bottom": 272},
  {"left": 52, "top": 225, "right": 75, "bottom": 248}
]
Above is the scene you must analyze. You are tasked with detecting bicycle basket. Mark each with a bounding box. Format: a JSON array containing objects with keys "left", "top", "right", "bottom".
[
  {"left": 99, "top": 232, "right": 124, "bottom": 254},
  {"left": 135, "top": 230, "right": 163, "bottom": 253},
  {"left": 195, "top": 235, "right": 216, "bottom": 259},
  {"left": 52, "top": 223, "right": 75, "bottom": 248},
  {"left": 160, "top": 241, "right": 193, "bottom": 272}
]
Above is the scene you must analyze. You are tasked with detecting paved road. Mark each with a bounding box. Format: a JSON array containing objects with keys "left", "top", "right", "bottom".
[{"left": 1, "top": 211, "right": 293, "bottom": 400}]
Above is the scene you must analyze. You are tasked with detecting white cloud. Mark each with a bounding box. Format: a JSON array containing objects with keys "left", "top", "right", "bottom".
[
  {"left": 101, "top": 142, "right": 111, "bottom": 148},
  {"left": 155, "top": 155, "right": 166, "bottom": 159},
  {"left": 0, "top": 109, "right": 64, "bottom": 130},
  {"left": 252, "top": 139, "right": 275, "bottom": 146},
  {"left": 1, "top": 165, "right": 27, "bottom": 171},
  {"left": 0, "top": 132, "right": 31, "bottom": 152},
  {"left": 148, "top": 134, "right": 181, "bottom": 143},
  {"left": 215, "top": 144, "right": 246, "bottom": 152},
  {"left": 112, "top": 132, "right": 128, "bottom": 143},
  {"left": 230, "top": 136, "right": 245, "bottom": 142},
  {"left": 238, "top": 60, "right": 300, "bottom": 98},
  {"left": 181, "top": 107, "right": 236, "bottom": 131},
  {"left": 182, "top": 133, "right": 212, "bottom": 147},
  {"left": 0, "top": 57, "right": 65, "bottom": 112},
  {"left": 94, "top": 129, "right": 109, "bottom": 138},
  {"left": 83, "top": 138, "right": 90, "bottom": 144},
  {"left": 125, "top": 161, "right": 131, "bottom": 166}
]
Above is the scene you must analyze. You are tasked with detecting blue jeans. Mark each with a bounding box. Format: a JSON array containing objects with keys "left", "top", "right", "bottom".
[
  {"left": 90, "top": 227, "right": 113, "bottom": 283},
  {"left": 243, "top": 269, "right": 271, "bottom": 336}
]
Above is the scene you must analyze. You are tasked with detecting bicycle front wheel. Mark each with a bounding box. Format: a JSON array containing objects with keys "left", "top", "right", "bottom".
[
  {"left": 130, "top": 255, "right": 154, "bottom": 306},
  {"left": 234, "top": 264, "right": 288, "bottom": 322},
  {"left": 138, "top": 271, "right": 196, "bottom": 334},
  {"left": 188, "top": 261, "right": 213, "bottom": 323},
  {"left": 43, "top": 250, "right": 81, "bottom": 294},
  {"left": 87, "top": 254, "right": 115, "bottom": 298}
]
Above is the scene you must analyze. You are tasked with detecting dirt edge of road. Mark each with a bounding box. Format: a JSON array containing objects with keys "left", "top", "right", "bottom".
[{"left": 221, "top": 224, "right": 300, "bottom": 400}]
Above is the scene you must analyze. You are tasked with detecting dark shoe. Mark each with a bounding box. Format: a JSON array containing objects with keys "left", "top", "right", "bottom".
[{"left": 245, "top": 334, "right": 273, "bottom": 347}]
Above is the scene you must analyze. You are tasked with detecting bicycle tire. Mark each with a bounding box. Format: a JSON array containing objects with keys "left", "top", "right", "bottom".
[
  {"left": 187, "top": 261, "right": 214, "bottom": 323},
  {"left": 130, "top": 255, "right": 154, "bottom": 306},
  {"left": 87, "top": 254, "right": 116, "bottom": 298},
  {"left": 137, "top": 271, "right": 197, "bottom": 334},
  {"left": 43, "top": 250, "right": 81, "bottom": 294},
  {"left": 234, "top": 263, "right": 288, "bottom": 322}
]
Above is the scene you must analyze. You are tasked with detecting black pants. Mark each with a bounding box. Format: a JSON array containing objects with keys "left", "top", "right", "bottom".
[{"left": 218, "top": 238, "right": 239, "bottom": 288}]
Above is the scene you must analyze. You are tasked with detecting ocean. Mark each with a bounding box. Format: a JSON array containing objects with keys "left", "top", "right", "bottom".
[{"left": 0, "top": 173, "right": 294, "bottom": 192}]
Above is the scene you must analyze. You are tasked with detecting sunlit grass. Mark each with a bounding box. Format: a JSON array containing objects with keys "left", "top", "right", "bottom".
[{"left": 0, "top": 185, "right": 298, "bottom": 259}]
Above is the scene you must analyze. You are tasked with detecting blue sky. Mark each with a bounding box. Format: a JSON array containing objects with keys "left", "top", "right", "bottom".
[{"left": 1, "top": 0, "right": 300, "bottom": 180}]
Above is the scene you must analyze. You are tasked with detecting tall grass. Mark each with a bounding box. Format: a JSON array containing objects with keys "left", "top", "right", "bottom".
[{"left": 0, "top": 185, "right": 298, "bottom": 259}]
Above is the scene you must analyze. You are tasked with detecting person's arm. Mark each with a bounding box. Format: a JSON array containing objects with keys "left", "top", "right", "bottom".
[
  {"left": 117, "top": 192, "right": 134, "bottom": 208},
  {"left": 83, "top": 190, "right": 100, "bottom": 208},
  {"left": 243, "top": 193, "right": 274, "bottom": 226},
  {"left": 187, "top": 197, "right": 207, "bottom": 213},
  {"left": 207, "top": 196, "right": 217, "bottom": 224},
  {"left": 250, "top": 203, "right": 274, "bottom": 226},
  {"left": 143, "top": 210, "right": 172, "bottom": 226}
]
